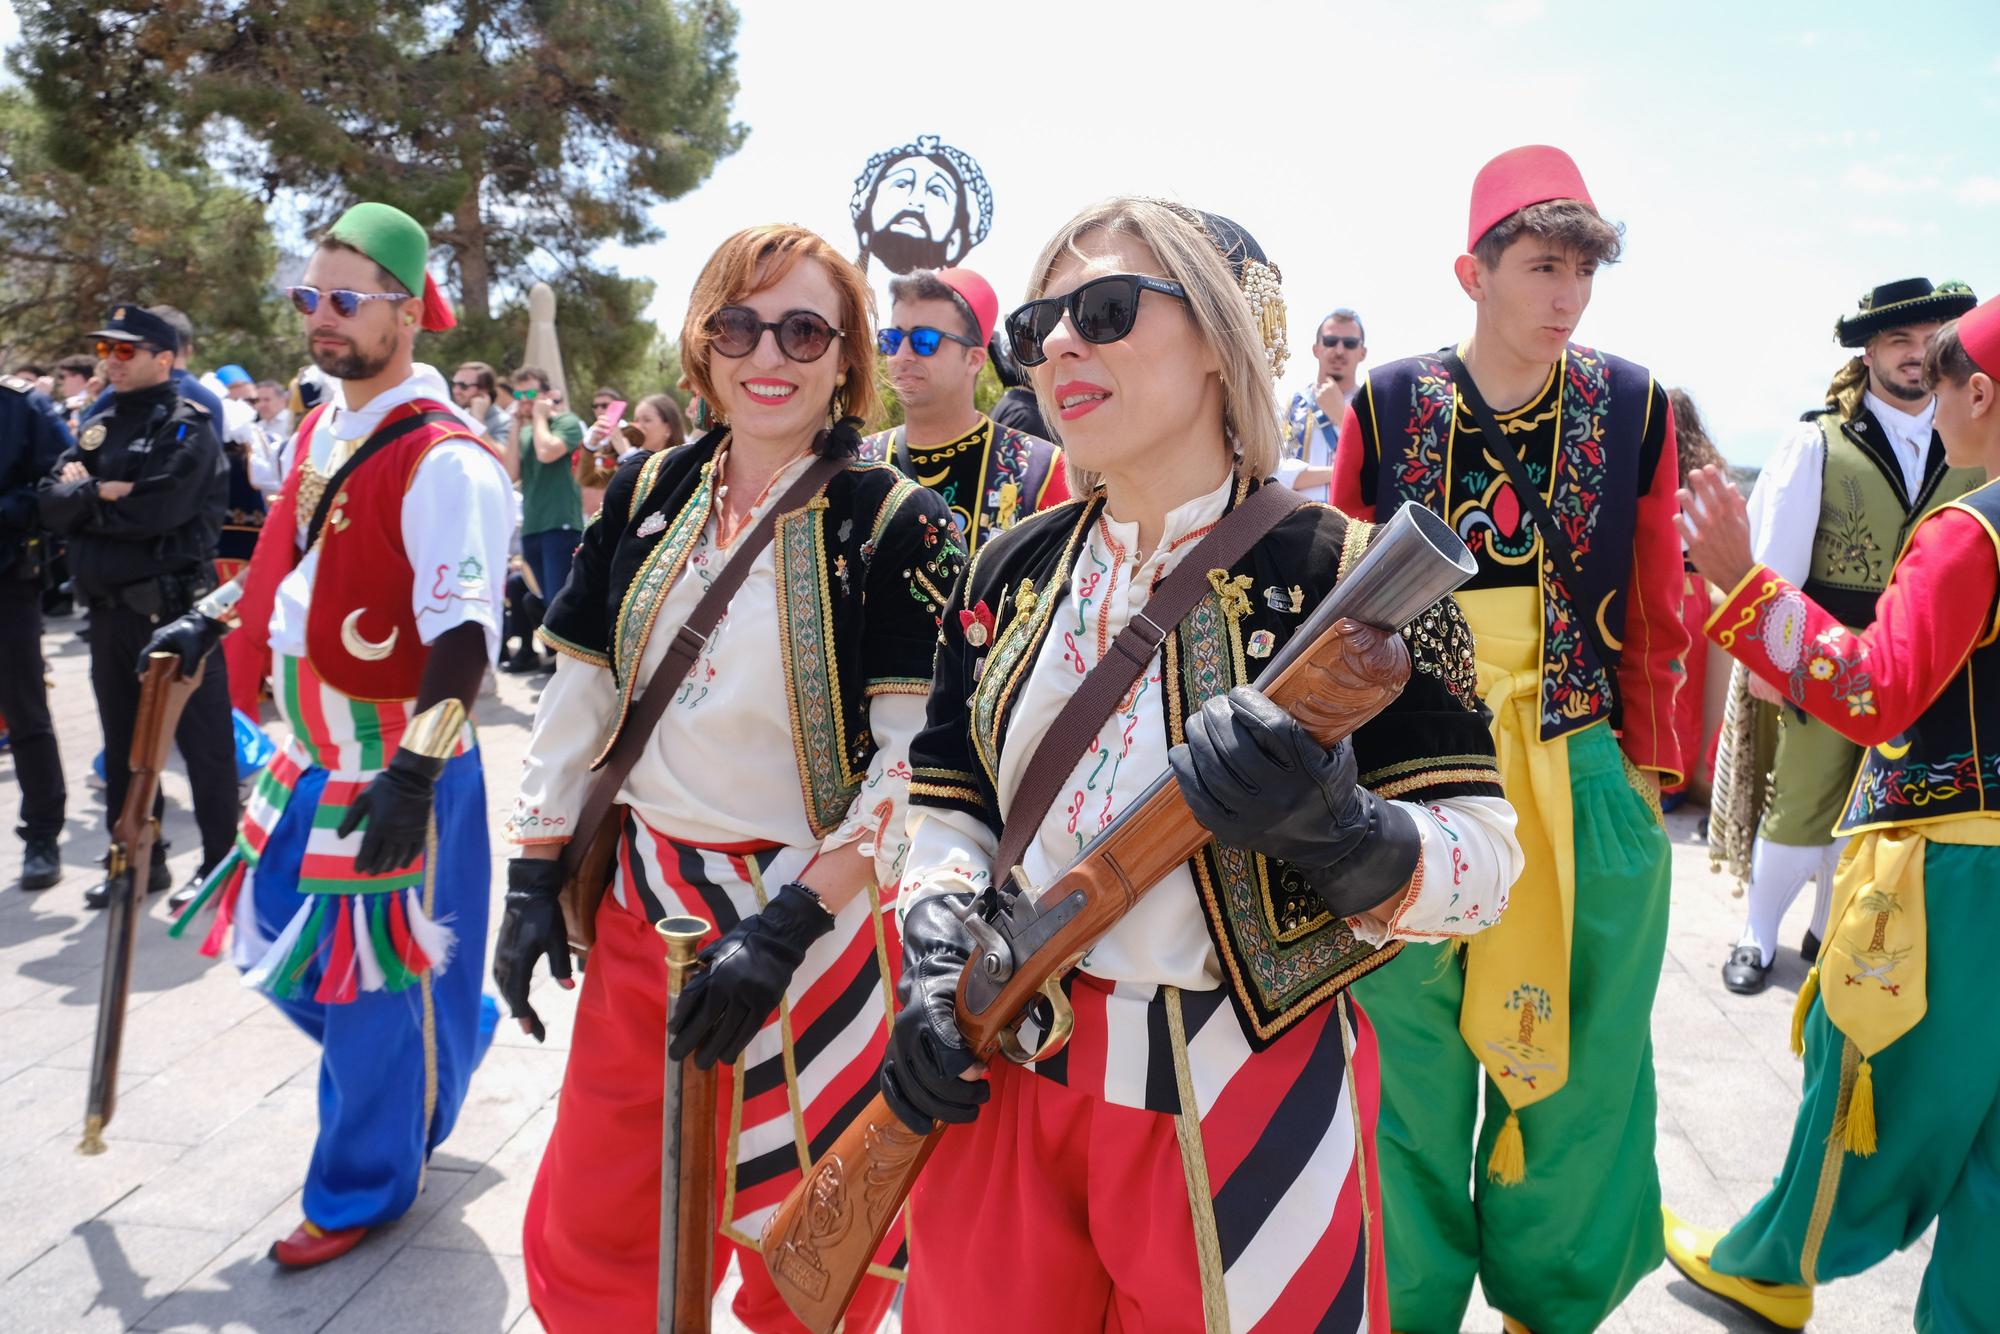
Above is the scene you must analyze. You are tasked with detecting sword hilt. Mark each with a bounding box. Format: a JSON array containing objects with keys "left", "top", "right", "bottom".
[{"left": 657, "top": 916, "right": 710, "bottom": 999}]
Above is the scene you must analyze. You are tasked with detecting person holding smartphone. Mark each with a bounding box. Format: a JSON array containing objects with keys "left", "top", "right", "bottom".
[{"left": 504, "top": 366, "right": 584, "bottom": 670}]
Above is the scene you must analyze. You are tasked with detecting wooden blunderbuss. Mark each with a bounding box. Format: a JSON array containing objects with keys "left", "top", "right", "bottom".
[{"left": 759, "top": 503, "right": 1478, "bottom": 1333}]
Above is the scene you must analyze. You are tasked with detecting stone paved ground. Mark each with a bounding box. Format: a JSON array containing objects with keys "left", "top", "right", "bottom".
[{"left": 0, "top": 614, "right": 1931, "bottom": 1332}]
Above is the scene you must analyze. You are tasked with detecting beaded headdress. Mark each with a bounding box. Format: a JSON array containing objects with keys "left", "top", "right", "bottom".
[{"left": 1164, "top": 204, "right": 1289, "bottom": 379}]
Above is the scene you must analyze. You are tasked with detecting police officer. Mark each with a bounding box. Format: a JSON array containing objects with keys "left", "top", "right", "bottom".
[
  {"left": 1, "top": 372, "right": 73, "bottom": 890},
  {"left": 38, "top": 305, "right": 240, "bottom": 910}
]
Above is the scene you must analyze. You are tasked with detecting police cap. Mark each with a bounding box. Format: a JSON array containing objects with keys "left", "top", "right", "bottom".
[{"left": 85, "top": 305, "right": 179, "bottom": 351}]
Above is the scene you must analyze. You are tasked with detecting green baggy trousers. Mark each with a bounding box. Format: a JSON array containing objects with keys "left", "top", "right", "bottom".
[
  {"left": 1713, "top": 841, "right": 2000, "bottom": 1334},
  {"left": 1351, "top": 725, "right": 1672, "bottom": 1333}
]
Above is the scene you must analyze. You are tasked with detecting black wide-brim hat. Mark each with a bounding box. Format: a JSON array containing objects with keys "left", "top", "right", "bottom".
[{"left": 1835, "top": 278, "right": 1978, "bottom": 347}]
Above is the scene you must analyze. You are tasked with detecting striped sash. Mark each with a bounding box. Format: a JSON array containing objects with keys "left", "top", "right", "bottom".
[
  {"left": 169, "top": 653, "right": 474, "bottom": 1002},
  {"left": 1021, "top": 974, "right": 1386, "bottom": 1332},
  {"left": 615, "top": 813, "right": 909, "bottom": 1281}
]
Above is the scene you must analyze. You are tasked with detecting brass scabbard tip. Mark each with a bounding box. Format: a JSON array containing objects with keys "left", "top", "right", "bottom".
[
  {"left": 77, "top": 1115, "right": 106, "bottom": 1156},
  {"left": 658, "top": 915, "right": 711, "bottom": 996}
]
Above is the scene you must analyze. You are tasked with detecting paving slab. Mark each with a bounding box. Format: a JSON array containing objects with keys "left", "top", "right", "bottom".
[
  {"left": 318, "top": 1247, "right": 528, "bottom": 1334},
  {"left": 0, "top": 1221, "right": 230, "bottom": 1334},
  {"left": 133, "top": 1173, "right": 476, "bottom": 1333}
]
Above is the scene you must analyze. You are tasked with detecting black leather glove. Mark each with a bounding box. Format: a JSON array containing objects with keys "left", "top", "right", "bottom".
[
  {"left": 880, "top": 893, "right": 991, "bottom": 1133},
  {"left": 139, "top": 610, "right": 227, "bottom": 677},
  {"left": 335, "top": 747, "right": 444, "bottom": 876},
  {"left": 1171, "top": 685, "right": 1423, "bottom": 919},
  {"left": 667, "top": 882, "right": 834, "bottom": 1069},
  {"left": 493, "top": 857, "right": 573, "bottom": 1043}
]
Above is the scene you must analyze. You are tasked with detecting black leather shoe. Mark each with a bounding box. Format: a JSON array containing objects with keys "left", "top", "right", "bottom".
[
  {"left": 167, "top": 871, "right": 208, "bottom": 912},
  {"left": 84, "top": 846, "right": 172, "bottom": 910},
  {"left": 499, "top": 648, "right": 544, "bottom": 675},
  {"left": 1721, "top": 944, "right": 1771, "bottom": 995},
  {"left": 1800, "top": 929, "right": 1821, "bottom": 963},
  {"left": 20, "top": 838, "right": 61, "bottom": 891}
]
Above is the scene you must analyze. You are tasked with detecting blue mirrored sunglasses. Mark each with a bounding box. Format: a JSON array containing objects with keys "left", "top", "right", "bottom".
[
  {"left": 286, "top": 285, "right": 410, "bottom": 318},
  {"left": 877, "top": 325, "right": 977, "bottom": 358}
]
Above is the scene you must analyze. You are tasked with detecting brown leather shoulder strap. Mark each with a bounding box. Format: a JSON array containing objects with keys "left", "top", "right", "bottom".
[
  {"left": 561, "top": 449, "right": 847, "bottom": 878},
  {"left": 991, "top": 480, "right": 1305, "bottom": 884}
]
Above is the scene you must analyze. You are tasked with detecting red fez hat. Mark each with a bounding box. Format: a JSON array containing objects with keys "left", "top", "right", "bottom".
[
  {"left": 1467, "top": 145, "right": 1596, "bottom": 252},
  {"left": 935, "top": 267, "right": 998, "bottom": 345},
  {"left": 1959, "top": 296, "right": 2000, "bottom": 379}
]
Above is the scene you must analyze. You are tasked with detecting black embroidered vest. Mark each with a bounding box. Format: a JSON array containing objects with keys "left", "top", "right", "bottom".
[
  {"left": 1366, "top": 345, "right": 1654, "bottom": 744},
  {"left": 1838, "top": 478, "right": 2000, "bottom": 834}
]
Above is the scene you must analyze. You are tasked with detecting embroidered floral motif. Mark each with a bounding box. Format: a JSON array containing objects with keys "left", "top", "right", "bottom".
[
  {"left": 774, "top": 505, "right": 860, "bottom": 836},
  {"left": 1815, "top": 475, "right": 1886, "bottom": 585},
  {"left": 1402, "top": 598, "right": 1481, "bottom": 711}
]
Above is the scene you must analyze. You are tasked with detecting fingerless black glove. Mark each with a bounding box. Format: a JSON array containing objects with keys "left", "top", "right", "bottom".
[
  {"left": 667, "top": 882, "right": 834, "bottom": 1069},
  {"left": 492, "top": 857, "right": 572, "bottom": 1043},
  {"left": 1171, "top": 685, "right": 1422, "bottom": 920},
  {"left": 880, "top": 893, "right": 991, "bottom": 1133}
]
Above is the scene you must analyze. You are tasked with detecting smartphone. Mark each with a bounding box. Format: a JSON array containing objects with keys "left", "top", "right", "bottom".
[{"left": 599, "top": 399, "right": 628, "bottom": 449}]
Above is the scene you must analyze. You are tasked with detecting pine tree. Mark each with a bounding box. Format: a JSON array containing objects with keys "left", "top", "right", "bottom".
[{"left": 10, "top": 0, "right": 746, "bottom": 325}]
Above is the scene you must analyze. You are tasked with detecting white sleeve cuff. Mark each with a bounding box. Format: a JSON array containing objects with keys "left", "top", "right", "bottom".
[{"left": 1348, "top": 794, "right": 1520, "bottom": 945}]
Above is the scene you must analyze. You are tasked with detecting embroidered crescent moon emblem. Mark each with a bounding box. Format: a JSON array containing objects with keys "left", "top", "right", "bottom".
[{"left": 340, "top": 609, "right": 399, "bottom": 661}]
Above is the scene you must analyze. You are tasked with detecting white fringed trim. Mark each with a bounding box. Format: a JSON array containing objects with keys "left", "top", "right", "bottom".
[
  {"left": 240, "top": 897, "right": 314, "bottom": 992},
  {"left": 405, "top": 889, "right": 457, "bottom": 977},
  {"left": 354, "top": 899, "right": 387, "bottom": 993}
]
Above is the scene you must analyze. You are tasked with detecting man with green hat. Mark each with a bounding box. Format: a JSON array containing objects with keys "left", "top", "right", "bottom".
[
  {"left": 1713, "top": 278, "right": 1982, "bottom": 997},
  {"left": 142, "top": 200, "right": 513, "bottom": 1269}
]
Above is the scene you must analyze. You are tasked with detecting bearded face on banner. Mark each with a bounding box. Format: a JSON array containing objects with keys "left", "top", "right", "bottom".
[{"left": 851, "top": 134, "right": 994, "bottom": 275}]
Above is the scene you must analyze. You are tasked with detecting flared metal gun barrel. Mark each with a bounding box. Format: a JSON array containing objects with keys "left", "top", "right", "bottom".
[{"left": 1260, "top": 501, "right": 1478, "bottom": 678}]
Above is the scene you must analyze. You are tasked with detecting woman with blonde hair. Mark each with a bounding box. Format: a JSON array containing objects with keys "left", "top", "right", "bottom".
[
  {"left": 883, "top": 198, "right": 1523, "bottom": 1332},
  {"left": 496, "top": 223, "right": 959, "bottom": 1332}
]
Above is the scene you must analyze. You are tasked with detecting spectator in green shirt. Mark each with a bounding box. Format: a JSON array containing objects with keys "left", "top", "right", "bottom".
[{"left": 504, "top": 364, "right": 584, "bottom": 673}]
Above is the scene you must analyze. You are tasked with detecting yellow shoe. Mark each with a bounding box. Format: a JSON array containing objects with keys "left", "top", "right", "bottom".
[{"left": 1662, "top": 1206, "right": 1812, "bottom": 1330}]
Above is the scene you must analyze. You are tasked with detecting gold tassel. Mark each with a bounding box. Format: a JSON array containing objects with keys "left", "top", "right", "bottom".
[
  {"left": 1843, "top": 1058, "right": 1878, "bottom": 1157},
  {"left": 1486, "top": 1111, "right": 1526, "bottom": 1185},
  {"left": 1790, "top": 965, "right": 1818, "bottom": 1058}
]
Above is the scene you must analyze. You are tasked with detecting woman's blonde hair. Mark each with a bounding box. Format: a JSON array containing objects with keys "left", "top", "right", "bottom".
[{"left": 1021, "top": 198, "right": 1281, "bottom": 494}]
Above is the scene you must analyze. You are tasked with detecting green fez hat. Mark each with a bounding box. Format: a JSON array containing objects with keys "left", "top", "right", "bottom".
[{"left": 327, "top": 202, "right": 456, "bottom": 332}]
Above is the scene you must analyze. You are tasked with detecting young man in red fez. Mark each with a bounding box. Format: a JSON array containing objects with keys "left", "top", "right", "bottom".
[
  {"left": 1666, "top": 297, "right": 2000, "bottom": 1331},
  {"left": 1332, "top": 145, "right": 1687, "bottom": 1332},
  {"left": 863, "top": 265, "right": 1065, "bottom": 552},
  {"left": 143, "top": 202, "right": 511, "bottom": 1268}
]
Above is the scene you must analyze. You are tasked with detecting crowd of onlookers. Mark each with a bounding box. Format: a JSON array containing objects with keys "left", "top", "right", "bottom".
[{"left": 0, "top": 302, "right": 694, "bottom": 900}]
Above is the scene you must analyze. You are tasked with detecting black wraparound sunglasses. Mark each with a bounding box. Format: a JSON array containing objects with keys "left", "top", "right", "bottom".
[
  {"left": 1004, "top": 274, "right": 1188, "bottom": 367},
  {"left": 1320, "top": 334, "right": 1362, "bottom": 350},
  {"left": 708, "top": 305, "right": 843, "bottom": 363}
]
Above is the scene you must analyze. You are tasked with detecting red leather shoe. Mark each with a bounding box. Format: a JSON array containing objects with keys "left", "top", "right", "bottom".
[{"left": 269, "top": 1220, "right": 370, "bottom": 1268}]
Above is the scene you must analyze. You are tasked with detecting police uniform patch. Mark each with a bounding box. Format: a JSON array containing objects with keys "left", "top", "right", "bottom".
[{"left": 80, "top": 423, "right": 107, "bottom": 451}]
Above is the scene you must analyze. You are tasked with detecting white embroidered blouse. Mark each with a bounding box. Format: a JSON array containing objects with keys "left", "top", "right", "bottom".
[{"left": 901, "top": 475, "right": 1521, "bottom": 990}]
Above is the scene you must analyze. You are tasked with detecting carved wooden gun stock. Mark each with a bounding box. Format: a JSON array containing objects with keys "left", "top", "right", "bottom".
[{"left": 760, "top": 503, "right": 1476, "bottom": 1333}]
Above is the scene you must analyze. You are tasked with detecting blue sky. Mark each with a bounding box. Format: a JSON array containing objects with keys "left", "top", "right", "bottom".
[{"left": 9, "top": 1, "right": 1999, "bottom": 463}]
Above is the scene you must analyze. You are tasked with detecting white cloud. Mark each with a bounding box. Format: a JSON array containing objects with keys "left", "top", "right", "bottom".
[
  {"left": 1484, "top": 0, "right": 1546, "bottom": 27},
  {"left": 1840, "top": 163, "right": 1940, "bottom": 195},
  {"left": 1954, "top": 176, "right": 2000, "bottom": 206}
]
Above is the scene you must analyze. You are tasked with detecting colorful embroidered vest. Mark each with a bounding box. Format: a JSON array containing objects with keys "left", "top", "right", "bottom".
[
  {"left": 239, "top": 400, "right": 491, "bottom": 701},
  {"left": 1838, "top": 481, "right": 2000, "bottom": 834},
  {"left": 1368, "top": 345, "right": 1652, "bottom": 744},
  {"left": 1803, "top": 408, "right": 1982, "bottom": 628},
  {"left": 865, "top": 416, "right": 1062, "bottom": 555}
]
